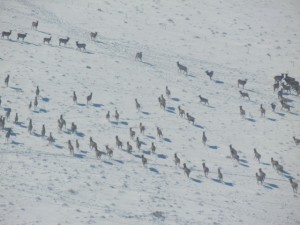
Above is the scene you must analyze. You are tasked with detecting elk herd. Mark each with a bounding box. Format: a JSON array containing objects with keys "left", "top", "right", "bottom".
[
  {"left": 0, "top": 19, "right": 299, "bottom": 195},
  {"left": 1, "top": 21, "right": 102, "bottom": 52}
]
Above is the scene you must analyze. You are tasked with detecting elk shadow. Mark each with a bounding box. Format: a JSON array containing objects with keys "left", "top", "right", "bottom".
[
  {"left": 113, "top": 159, "right": 124, "bottom": 164},
  {"left": 146, "top": 135, "right": 155, "bottom": 140},
  {"left": 239, "top": 163, "right": 249, "bottom": 167},
  {"left": 142, "top": 150, "right": 151, "bottom": 155},
  {"left": 120, "top": 121, "right": 128, "bottom": 125},
  {"left": 54, "top": 144, "right": 63, "bottom": 149},
  {"left": 11, "top": 140, "right": 24, "bottom": 145},
  {"left": 142, "top": 111, "right": 150, "bottom": 115},
  {"left": 167, "top": 106, "right": 175, "bottom": 111},
  {"left": 149, "top": 167, "right": 159, "bottom": 174},
  {"left": 224, "top": 182, "right": 234, "bottom": 187},
  {"left": 265, "top": 183, "right": 279, "bottom": 189},
  {"left": 10, "top": 86, "right": 23, "bottom": 92},
  {"left": 74, "top": 153, "right": 85, "bottom": 159},
  {"left": 245, "top": 118, "right": 256, "bottom": 122},
  {"left": 267, "top": 118, "right": 276, "bottom": 122},
  {"left": 208, "top": 145, "right": 219, "bottom": 150},
  {"left": 276, "top": 112, "right": 285, "bottom": 117},
  {"left": 214, "top": 80, "right": 224, "bottom": 84},
  {"left": 194, "top": 124, "right": 204, "bottom": 129},
  {"left": 171, "top": 97, "right": 180, "bottom": 102},
  {"left": 42, "top": 97, "right": 50, "bottom": 102},
  {"left": 141, "top": 61, "right": 154, "bottom": 67},
  {"left": 93, "top": 103, "right": 103, "bottom": 108},
  {"left": 191, "top": 178, "right": 202, "bottom": 183},
  {"left": 166, "top": 109, "right": 175, "bottom": 114},
  {"left": 83, "top": 51, "right": 94, "bottom": 55},
  {"left": 94, "top": 40, "right": 105, "bottom": 44},
  {"left": 163, "top": 138, "right": 172, "bottom": 143},
  {"left": 76, "top": 132, "right": 85, "bottom": 137},
  {"left": 157, "top": 154, "right": 167, "bottom": 159}
]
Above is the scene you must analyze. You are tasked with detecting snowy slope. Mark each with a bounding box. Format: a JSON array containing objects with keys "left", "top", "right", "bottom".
[{"left": 0, "top": 0, "right": 300, "bottom": 224}]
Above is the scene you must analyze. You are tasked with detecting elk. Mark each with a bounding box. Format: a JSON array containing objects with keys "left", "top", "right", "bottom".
[
  {"left": 186, "top": 113, "right": 195, "bottom": 125},
  {"left": 198, "top": 95, "right": 209, "bottom": 105},
  {"left": 182, "top": 163, "right": 191, "bottom": 178},
  {"left": 41, "top": 125, "right": 46, "bottom": 137},
  {"left": 256, "top": 173, "right": 264, "bottom": 185},
  {"left": 274, "top": 73, "right": 284, "bottom": 82},
  {"left": 4, "top": 75, "right": 9, "bottom": 87},
  {"left": 202, "top": 163, "right": 209, "bottom": 177},
  {"left": 166, "top": 86, "right": 171, "bottom": 98},
  {"left": 71, "top": 122, "right": 77, "bottom": 133},
  {"left": 239, "top": 106, "right": 246, "bottom": 117},
  {"left": 177, "top": 61, "right": 188, "bottom": 74},
  {"left": 105, "top": 145, "right": 113, "bottom": 158},
  {"left": 28, "top": 119, "right": 33, "bottom": 134},
  {"left": 205, "top": 70, "right": 214, "bottom": 80},
  {"left": 202, "top": 131, "right": 207, "bottom": 145},
  {"left": 293, "top": 136, "right": 300, "bottom": 145},
  {"left": 95, "top": 146, "right": 102, "bottom": 159},
  {"left": 73, "top": 91, "right": 77, "bottom": 104},
  {"left": 1, "top": 30, "right": 12, "bottom": 39},
  {"left": 271, "top": 158, "right": 279, "bottom": 168},
  {"left": 260, "top": 104, "right": 265, "bottom": 117},
  {"left": 127, "top": 142, "right": 133, "bottom": 153},
  {"left": 135, "top": 98, "right": 141, "bottom": 111},
  {"left": 76, "top": 41, "right": 86, "bottom": 51},
  {"left": 106, "top": 111, "right": 110, "bottom": 120},
  {"left": 36, "top": 86, "right": 40, "bottom": 97},
  {"left": 218, "top": 168, "right": 223, "bottom": 182},
  {"left": 47, "top": 132, "right": 55, "bottom": 144},
  {"left": 178, "top": 106, "right": 185, "bottom": 118},
  {"left": 158, "top": 95, "right": 166, "bottom": 109},
  {"left": 129, "top": 128, "right": 136, "bottom": 139},
  {"left": 76, "top": 139, "right": 79, "bottom": 150},
  {"left": 280, "top": 100, "right": 291, "bottom": 111},
  {"left": 114, "top": 110, "right": 119, "bottom": 121},
  {"left": 174, "top": 153, "right": 180, "bottom": 167},
  {"left": 43, "top": 36, "right": 51, "bottom": 44},
  {"left": 271, "top": 103, "right": 276, "bottom": 111},
  {"left": 139, "top": 122, "right": 145, "bottom": 134},
  {"left": 273, "top": 82, "right": 280, "bottom": 92},
  {"left": 59, "top": 37, "right": 70, "bottom": 46},
  {"left": 239, "top": 91, "right": 250, "bottom": 100},
  {"left": 89, "top": 137, "right": 97, "bottom": 150},
  {"left": 141, "top": 155, "right": 147, "bottom": 167},
  {"left": 135, "top": 52, "right": 142, "bottom": 61},
  {"left": 87, "top": 92, "right": 92, "bottom": 105},
  {"left": 151, "top": 142, "right": 156, "bottom": 154},
  {"left": 253, "top": 148, "right": 261, "bottom": 162},
  {"left": 282, "top": 83, "right": 291, "bottom": 93},
  {"left": 17, "top": 33, "right": 27, "bottom": 41},
  {"left": 5, "top": 128, "right": 11, "bottom": 142},
  {"left": 90, "top": 32, "right": 97, "bottom": 41},
  {"left": 14, "top": 113, "right": 18, "bottom": 124},
  {"left": 136, "top": 137, "right": 142, "bottom": 150},
  {"left": 237, "top": 79, "right": 247, "bottom": 89},
  {"left": 31, "top": 20, "right": 39, "bottom": 30},
  {"left": 229, "top": 145, "right": 237, "bottom": 158},
  {"left": 258, "top": 168, "right": 266, "bottom": 182},
  {"left": 289, "top": 178, "right": 298, "bottom": 193},
  {"left": 115, "top": 136, "right": 122, "bottom": 149},
  {"left": 68, "top": 140, "right": 74, "bottom": 155},
  {"left": 157, "top": 127, "right": 163, "bottom": 138}
]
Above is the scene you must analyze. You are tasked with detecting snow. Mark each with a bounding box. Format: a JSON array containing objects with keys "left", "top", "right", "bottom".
[{"left": 0, "top": 0, "right": 300, "bottom": 224}]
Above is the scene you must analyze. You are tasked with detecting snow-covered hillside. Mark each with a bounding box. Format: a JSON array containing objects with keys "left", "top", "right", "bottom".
[{"left": 0, "top": 0, "right": 300, "bottom": 224}]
